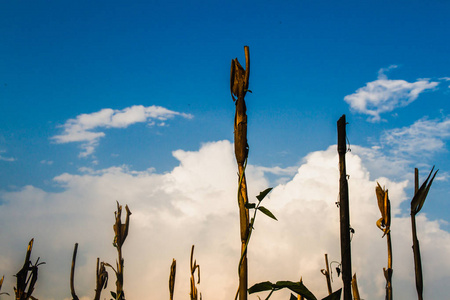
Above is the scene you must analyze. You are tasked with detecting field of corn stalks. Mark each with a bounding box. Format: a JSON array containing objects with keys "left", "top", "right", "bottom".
[{"left": 0, "top": 46, "right": 444, "bottom": 300}]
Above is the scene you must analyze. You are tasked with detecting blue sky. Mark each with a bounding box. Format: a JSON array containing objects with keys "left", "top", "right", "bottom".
[{"left": 1, "top": 1, "right": 450, "bottom": 299}]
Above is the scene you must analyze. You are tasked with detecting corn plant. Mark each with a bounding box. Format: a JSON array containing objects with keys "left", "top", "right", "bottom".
[
  {"left": 337, "top": 115, "right": 352, "bottom": 300},
  {"left": 320, "top": 254, "right": 332, "bottom": 295},
  {"left": 14, "top": 239, "right": 45, "bottom": 300},
  {"left": 94, "top": 258, "right": 108, "bottom": 300},
  {"left": 248, "top": 280, "right": 342, "bottom": 300},
  {"left": 70, "top": 243, "right": 80, "bottom": 300},
  {"left": 69, "top": 243, "right": 108, "bottom": 300},
  {"left": 375, "top": 183, "right": 393, "bottom": 300},
  {"left": 189, "top": 246, "right": 200, "bottom": 300},
  {"left": 169, "top": 259, "right": 176, "bottom": 300},
  {"left": 230, "top": 45, "right": 251, "bottom": 300},
  {"left": 410, "top": 167, "right": 438, "bottom": 300},
  {"left": 105, "top": 201, "right": 131, "bottom": 300}
]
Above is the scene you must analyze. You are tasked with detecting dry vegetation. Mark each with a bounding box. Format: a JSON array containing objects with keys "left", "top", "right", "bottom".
[{"left": 0, "top": 46, "right": 439, "bottom": 300}]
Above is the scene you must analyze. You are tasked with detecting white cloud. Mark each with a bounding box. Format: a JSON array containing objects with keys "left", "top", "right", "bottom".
[
  {"left": 40, "top": 160, "right": 54, "bottom": 165},
  {"left": 344, "top": 67, "right": 439, "bottom": 122},
  {"left": 0, "top": 141, "right": 449, "bottom": 300},
  {"left": 381, "top": 116, "right": 450, "bottom": 157},
  {"left": 52, "top": 105, "right": 193, "bottom": 157},
  {"left": 0, "top": 150, "right": 16, "bottom": 162}
]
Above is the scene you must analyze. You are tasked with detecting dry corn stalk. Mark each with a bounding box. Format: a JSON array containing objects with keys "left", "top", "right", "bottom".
[
  {"left": 94, "top": 258, "right": 108, "bottom": 300},
  {"left": 105, "top": 201, "right": 131, "bottom": 300},
  {"left": 70, "top": 243, "right": 80, "bottom": 300},
  {"left": 375, "top": 183, "right": 393, "bottom": 300},
  {"left": 231, "top": 46, "right": 250, "bottom": 300},
  {"left": 189, "top": 246, "right": 201, "bottom": 300},
  {"left": 337, "top": 115, "right": 352, "bottom": 300},
  {"left": 320, "top": 254, "right": 333, "bottom": 295},
  {"left": 169, "top": 259, "right": 176, "bottom": 300},
  {"left": 14, "top": 239, "right": 45, "bottom": 300},
  {"left": 411, "top": 166, "right": 438, "bottom": 300}
]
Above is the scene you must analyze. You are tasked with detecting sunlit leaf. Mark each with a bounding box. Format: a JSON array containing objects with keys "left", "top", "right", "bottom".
[
  {"left": 258, "top": 206, "right": 278, "bottom": 221},
  {"left": 256, "top": 188, "right": 273, "bottom": 202}
]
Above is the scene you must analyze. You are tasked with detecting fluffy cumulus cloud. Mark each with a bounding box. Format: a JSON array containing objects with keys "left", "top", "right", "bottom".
[
  {"left": 0, "top": 141, "right": 449, "bottom": 300},
  {"left": 381, "top": 116, "right": 450, "bottom": 157},
  {"left": 344, "top": 66, "right": 439, "bottom": 122},
  {"left": 52, "top": 105, "right": 193, "bottom": 157}
]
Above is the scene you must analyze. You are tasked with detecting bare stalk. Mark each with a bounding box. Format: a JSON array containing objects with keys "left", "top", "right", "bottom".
[
  {"left": 337, "top": 115, "right": 352, "bottom": 300},
  {"left": 231, "top": 46, "right": 250, "bottom": 300},
  {"left": 70, "top": 243, "right": 79, "bottom": 300},
  {"left": 320, "top": 254, "right": 333, "bottom": 295},
  {"left": 169, "top": 259, "right": 176, "bottom": 300}
]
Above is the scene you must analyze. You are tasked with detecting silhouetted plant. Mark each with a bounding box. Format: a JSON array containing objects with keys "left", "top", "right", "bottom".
[
  {"left": 14, "top": 239, "right": 45, "bottom": 300},
  {"left": 320, "top": 254, "right": 332, "bottom": 295},
  {"left": 169, "top": 259, "right": 176, "bottom": 300},
  {"left": 410, "top": 166, "right": 438, "bottom": 300},
  {"left": 105, "top": 201, "right": 131, "bottom": 300},
  {"left": 189, "top": 245, "right": 201, "bottom": 300},
  {"left": 375, "top": 183, "right": 393, "bottom": 300}
]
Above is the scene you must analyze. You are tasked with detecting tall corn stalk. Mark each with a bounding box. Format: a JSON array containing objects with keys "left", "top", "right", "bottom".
[
  {"left": 410, "top": 167, "right": 438, "bottom": 300},
  {"left": 337, "top": 115, "right": 352, "bottom": 300},
  {"left": 105, "top": 201, "right": 131, "bottom": 300},
  {"left": 189, "top": 245, "right": 201, "bottom": 300},
  {"left": 375, "top": 183, "right": 393, "bottom": 300},
  {"left": 230, "top": 46, "right": 250, "bottom": 300}
]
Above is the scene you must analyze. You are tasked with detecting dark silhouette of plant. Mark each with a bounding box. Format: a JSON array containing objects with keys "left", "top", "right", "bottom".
[
  {"left": 375, "top": 183, "right": 393, "bottom": 300},
  {"left": 14, "top": 239, "right": 45, "bottom": 300},
  {"left": 189, "top": 245, "right": 201, "bottom": 300},
  {"left": 70, "top": 243, "right": 80, "bottom": 300},
  {"left": 337, "top": 115, "right": 352, "bottom": 300},
  {"left": 94, "top": 258, "right": 108, "bottom": 300},
  {"left": 410, "top": 166, "right": 438, "bottom": 300},
  {"left": 320, "top": 254, "right": 332, "bottom": 295},
  {"left": 105, "top": 201, "right": 131, "bottom": 300},
  {"left": 169, "top": 259, "right": 176, "bottom": 300}
]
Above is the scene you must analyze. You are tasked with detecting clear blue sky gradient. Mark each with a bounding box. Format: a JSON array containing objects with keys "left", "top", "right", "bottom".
[{"left": 1, "top": 1, "right": 449, "bottom": 223}]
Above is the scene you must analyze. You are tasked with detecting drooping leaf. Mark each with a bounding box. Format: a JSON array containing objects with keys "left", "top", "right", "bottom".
[
  {"left": 258, "top": 206, "right": 278, "bottom": 221},
  {"left": 273, "top": 281, "right": 317, "bottom": 300},
  {"left": 321, "top": 288, "right": 342, "bottom": 300},
  {"left": 245, "top": 202, "right": 256, "bottom": 209},
  {"left": 256, "top": 188, "right": 273, "bottom": 202},
  {"left": 290, "top": 293, "right": 298, "bottom": 300},
  {"left": 110, "top": 291, "right": 117, "bottom": 299},
  {"left": 375, "top": 182, "right": 385, "bottom": 216},
  {"left": 248, "top": 281, "right": 275, "bottom": 294}
]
